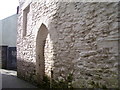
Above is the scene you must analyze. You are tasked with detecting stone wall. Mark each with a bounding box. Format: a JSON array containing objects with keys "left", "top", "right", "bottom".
[{"left": 17, "top": 0, "right": 119, "bottom": 88}]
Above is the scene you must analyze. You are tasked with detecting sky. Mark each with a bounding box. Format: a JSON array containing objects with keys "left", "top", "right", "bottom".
[{"left": 0, "top": 0, "right": 19, "bottom": 20}]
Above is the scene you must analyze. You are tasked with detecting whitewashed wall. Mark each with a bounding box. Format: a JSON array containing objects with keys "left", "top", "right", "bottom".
[{"left": 0, "top": 14, "right": 17, "bottom": 47}]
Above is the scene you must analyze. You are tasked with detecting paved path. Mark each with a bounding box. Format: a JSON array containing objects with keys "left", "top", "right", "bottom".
[{"left": 1, "top": 69, "right": 38, "bottom": 88}]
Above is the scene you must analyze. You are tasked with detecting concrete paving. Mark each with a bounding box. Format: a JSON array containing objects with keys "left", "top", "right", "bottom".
[{"left": 1, "top": 69, "right": 38, "bottom": 88}]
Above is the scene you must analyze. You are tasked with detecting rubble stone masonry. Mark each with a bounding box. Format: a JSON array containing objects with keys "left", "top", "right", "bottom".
[{"left": 17, "top": 0, "right": 119, "bottom": 88}]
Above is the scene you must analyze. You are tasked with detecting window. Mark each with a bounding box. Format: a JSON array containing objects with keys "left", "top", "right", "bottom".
[{"left": 23, "top": 4, "right": 30, "bottom": 37}]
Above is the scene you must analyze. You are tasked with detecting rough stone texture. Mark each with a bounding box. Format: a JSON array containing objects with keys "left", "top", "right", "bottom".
[{"left": 17, "top": 0, "right": 119, "bottom": 88}]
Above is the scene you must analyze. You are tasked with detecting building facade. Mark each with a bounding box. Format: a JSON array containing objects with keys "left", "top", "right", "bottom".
[
  {"left": 0, "top": 14, "right": 17, "bottom": 70},
  {"left": 17, "top": 0, "right": 119, "bottom": 88}
]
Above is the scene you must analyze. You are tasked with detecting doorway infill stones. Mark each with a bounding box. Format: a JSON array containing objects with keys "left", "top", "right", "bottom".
[{"left": 36, "top": 24, "right": 48, "bottom": 82}]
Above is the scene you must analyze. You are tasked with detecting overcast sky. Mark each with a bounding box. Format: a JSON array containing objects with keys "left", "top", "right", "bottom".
[{"left": 0, "top": 0, "right": 19, "bottom": 20}]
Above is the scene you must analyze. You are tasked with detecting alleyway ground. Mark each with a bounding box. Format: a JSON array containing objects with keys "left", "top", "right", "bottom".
[{"left": 1, "top": 69, "right": 38, "bottom": 89}]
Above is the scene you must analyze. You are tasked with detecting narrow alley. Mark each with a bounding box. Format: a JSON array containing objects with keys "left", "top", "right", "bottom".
[{"left": 1, "top": 69, "right": 38, "bottom": 89}]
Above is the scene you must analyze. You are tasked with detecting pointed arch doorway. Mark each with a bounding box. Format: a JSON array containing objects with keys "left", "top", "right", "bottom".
[{"left": 36, "top": 23, "right": 48, "bottom": 82}]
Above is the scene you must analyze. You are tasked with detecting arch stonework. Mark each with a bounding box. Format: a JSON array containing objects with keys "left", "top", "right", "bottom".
[
  {"left": 36, "top": 23, "right": 54, "bottom": 83},
  {"left": 36, "top": 23, "right": 48, "bottom": 82}
]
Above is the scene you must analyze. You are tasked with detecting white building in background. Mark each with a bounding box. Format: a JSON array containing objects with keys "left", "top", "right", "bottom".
[
  {"left": 0, "top": 14, "right": 17, "bottom": 47},
  {"left": 0, "top": 14, "right": 17, "bottom": 70},
  {"left": 0, "top": 20, "right": 2, "bottom": 46}
]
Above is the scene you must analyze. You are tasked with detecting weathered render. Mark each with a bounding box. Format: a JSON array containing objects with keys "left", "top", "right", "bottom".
[{"left": 17, "top": 0, "right": 119, "bottom": 88}]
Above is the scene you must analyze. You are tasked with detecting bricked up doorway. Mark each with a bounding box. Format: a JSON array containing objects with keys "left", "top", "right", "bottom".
[{"left": 36, "top": 24, "right": 48, "bottom": 83}]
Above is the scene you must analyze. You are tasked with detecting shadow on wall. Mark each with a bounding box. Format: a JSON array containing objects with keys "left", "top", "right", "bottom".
[
  {"left": 17, "top": 58, "right": 37, "bottom": 85},
  {"left": 17, "top": 58, "right": 52, "bottom": 88}
]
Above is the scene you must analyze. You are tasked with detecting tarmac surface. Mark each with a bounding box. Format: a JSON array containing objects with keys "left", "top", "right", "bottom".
[{"left": 1, "top": 69, "right": 38, "bottom": 89}]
